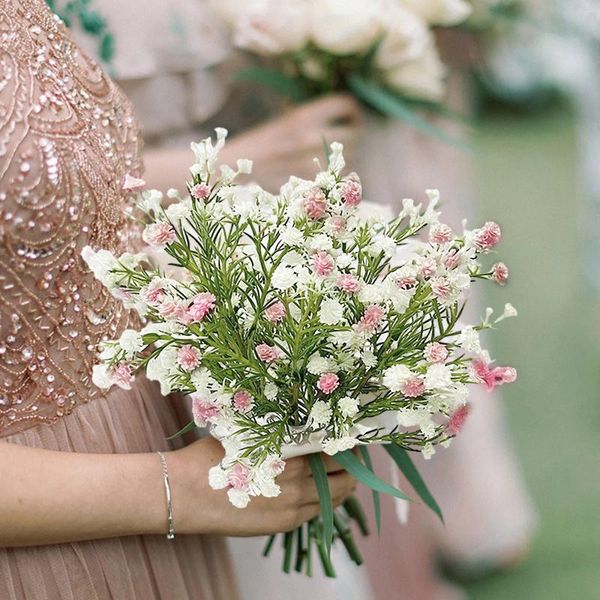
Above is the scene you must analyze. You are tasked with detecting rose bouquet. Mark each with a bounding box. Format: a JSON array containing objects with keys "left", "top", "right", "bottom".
[
  {"left": 211, "top": 0, "right": 474, "bottom": 140},
  {"left": 83, "top": 128, "right": 517, "bottom": 576}
]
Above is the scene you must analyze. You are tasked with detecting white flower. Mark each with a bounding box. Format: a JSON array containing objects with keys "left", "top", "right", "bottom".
[
  {"left": 81, "top": 246, "right": 119, "bottom": 287},
  {"left": 282, "top": 250, "right": 305, "bottom": 267},
  {"left": 335, "top": 253, "right": 354, "bottom": 269},
  {"left": 424, "top": 363, "right": 453, "bottom": 389},
  {"left": 264, "top": 382, "right": 279, "bottom": 400},
  {"left": 165, "top": 200, "right": 192, "bottom": 224},
  {"left": 366, "top": 234, "right": 397, "bottom": 258},
  {"left": 421, "top": 443, "right": 436, "bottom": 460},
  {"left": 457, "top": 326, "right": 482, "bottom": 354},
  {"left": 92, "top": 364, "right": 114, "bottom": 389},
  {"left": 322, "top": 436, "right": 358, "bottom": 455},
  {"left": 237, "top": 158, "right": 253, "bottom": 174},
  {"left": 223, "top": 0, "right": 310, "bottom": 54},
  {"left": 118, "top": 329, "right": 144, "bottom": 358},
  {"left": 402, "top": 0, "right": 472, "bottom": 26},
  {"left": 383, "top": 42, "right": 447, "bottom": 102},
  {"left": 307, "top": 353, "right": 334, "bottom": 375},
  {"left": 375, "top": 1, "right": 430, "bottom": 69},
  {"left": 228, "top": 488, "right": 251, "bottom": 509},
  {"left": 310, "top": 401, "right": 333, "bottom": 428},
  {"left": 208, "top": 466, "right": 229, "bottom": 490},
  {"left": 138, "top": 189, "right": 163, "bottom": 215},
  {"left": 281, "top": 226, "right": 305, "bottom": 246},
  {"left": 382, "top": 364, "right": 413, "bottom": 392},
  {"left": 272, "top": 265, "right": 298, "bottom": 290},
  {"left": 361, "top": 349, "right": 377, "bottom": 368},
  {"left": 309, "top": 0, "right": 384, "bottom": 55},
  {"left": 308, "top": 234, "right": 333, "bottom": 252},
  {"left": 358, "top": 283, "right": 386, "bottom": 304},
  {"left": 495, "top": 303, "right": 518, "bottom": 323},
  {"left": 319, "top": 298, "right": 345, "bottom": 325},
  {"left": 338, "top": 396, "right": 359, "bottom": 418},
  {"left": 190, "top": 128, "right": 228, "bottom": 179}
]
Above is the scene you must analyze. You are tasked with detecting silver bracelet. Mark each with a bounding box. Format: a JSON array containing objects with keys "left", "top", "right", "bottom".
[{"left": 157, "top": 451, "right": 175, "bottom": 540}]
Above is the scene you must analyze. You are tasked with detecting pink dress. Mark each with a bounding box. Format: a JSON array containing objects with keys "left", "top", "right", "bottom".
[{"left": 0, "top": 1, "right": 239, "bottom": 598}]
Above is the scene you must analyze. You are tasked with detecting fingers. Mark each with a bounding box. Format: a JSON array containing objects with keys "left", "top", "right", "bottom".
[{"left": 301, "top": 94, "right": 362, "bottom": 125}]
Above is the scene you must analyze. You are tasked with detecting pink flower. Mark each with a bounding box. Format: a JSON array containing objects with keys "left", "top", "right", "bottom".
[
  {"left": 396, "top": 275, "right": 417, "bottom": 290},
  {"left": 448, "top": 404, "right": 471, "bottom": 435},
  {"left": 317, "top": 372, "right": 339, "bottom": 394},
  {"left": 265, "top": 301, "right": 286, "bottom": 323},
  {"left": 425, "top": 342, "right": 449, "bottom": 364},
  {"left": 357, "top": 304, "right": 385, "bottom": 333},
  {"left": 140, "top": 281, "right": 167, "bottom": 306},
  {"left": 443, "top": 250, "right": 461, "bottom": 270},
  {"left": 327, "top": 215, "right": 346, "bottom": 235},
  {"left": 341, "top": 176, "right": 362, "bottom": 208},
  {"left": 492, "top": 262, "right": 509, "bottom": 285},
  {"left": 256, "top": 343, "right": 280, "bottom": 363},
  {"left": 312, "top": 251, "right": 335, "bottom": 277},
  {"left": 472, "top": 358, "right": 517, "bottom": 391},
  {"left": 143, "top": 222, "right": 176, "bottom": 246},
  {"left": 158, "top": 299, "right": 189, "bottom": 323},
  {"left": 227, "top": 463, "right": 252, "bottom": 491},
  {"left": 429, "top": 224, "right": 453, "bottom": 245},
  {"left": 191, "top": 183, "right": 210, "bottom": 201},
  {"left": 233, "top": 390, "right": 254, "bottom": 413},
  {"left": 187, "top": 292, "right": 216, "bottom": 322},
  {"left": 112, "top": 362, "right": 133, "bottom": 388},
  {"left": 430, "top": 277, "right": 451, "bottom": 301},
  {"left": 401, "top": 376, "right": 425, "bottom": 398},
  {"left": 419, "top": 258, "right": 437, "bottom": 280},
  {"left": 474, "top": 221, "right": 502, "bottom": 251},
  {"left": 336, "top": 274, "right": 361, "bottom": 294},
  {"left": 192, "top": 395, "right": 221, "bottom": 426},
  {"left": 304, "top": 187, "right": 327, "bottom": 220},
  {"left": 177, "top": 345, "right": 201, "bottom": 372},
  {"left": 122, "top": 173, "right": 146, "bottom": 192},
  {"left": 269, "top": 457, "right": 286, "bottom": 476}
]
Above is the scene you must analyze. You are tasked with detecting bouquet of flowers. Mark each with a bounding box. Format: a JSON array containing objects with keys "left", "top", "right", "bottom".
[
  {"left": 83, "top": 128, "right": 517, "bottom": 576},
  {"left": 211, "top": 0, "right": 473, "bottom": 139}
]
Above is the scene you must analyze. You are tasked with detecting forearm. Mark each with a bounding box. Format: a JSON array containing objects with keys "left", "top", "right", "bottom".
[{"left": 0, "top": 442, "right": 167, "bottom": 547}]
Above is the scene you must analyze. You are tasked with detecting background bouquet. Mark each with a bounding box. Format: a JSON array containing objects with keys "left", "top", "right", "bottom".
[
  {"left": 211, "top": 0, "right": 474, "bottom": 139},
  {"left": 84, "top": 129, "right": 516, "bottom": 576}
]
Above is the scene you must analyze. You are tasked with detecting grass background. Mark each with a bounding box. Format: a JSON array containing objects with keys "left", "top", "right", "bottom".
[{"left": 463, "top": 106, "right": 600, "bottom": 599}]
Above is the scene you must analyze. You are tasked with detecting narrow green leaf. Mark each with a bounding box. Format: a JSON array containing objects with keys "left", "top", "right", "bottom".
[
  {"left": 347, "top": 74, "right": 471, "bottom": 151},
  {"left": 166, "top": 420, "right": 196, "bottom": 440},
  {"left": 333, "top": 450, "right": 412, "bottom": 501},
  {"left": 308, "top": 453, "right": 334, "bottom": 558},
  {"left": 358, "top": 446, "right": 381, "bottom": 534},
  {"left": 236, "top": 66, "right": 308, "bottom": 102},
  {"left": 384, "top": 444, "right": 443, "bottom": 523}
]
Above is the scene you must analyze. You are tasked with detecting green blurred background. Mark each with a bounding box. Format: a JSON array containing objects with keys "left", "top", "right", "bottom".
[{"left": 464, "top": 105, "right": 600, "bottom": 599}]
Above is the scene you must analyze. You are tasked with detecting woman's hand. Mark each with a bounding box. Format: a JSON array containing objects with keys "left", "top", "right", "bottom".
[
  {"left": 223, "top": 94, "right": 363, "bottom": 189},
  {"left": 169, "top": 436, "right": 356, "bottom": 537}
]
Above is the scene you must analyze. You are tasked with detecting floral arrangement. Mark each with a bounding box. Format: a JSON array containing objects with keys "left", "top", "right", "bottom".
[
  {"left": 83, "top": 129, "right": 517, "bottom": 576},
  {"left": 211, "top": 0, "right": 474, "bottom": 139}
]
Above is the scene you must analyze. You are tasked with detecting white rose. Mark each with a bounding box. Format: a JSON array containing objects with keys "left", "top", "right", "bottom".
[
  {"left": 309, "top": 0, "right": 384, "bottom": 55},
  {"left": 227, "top": 0, "right": 310, "bottom": 55},
  {"left": 382, "top": 364, "right": 413, "bottom": 392},
  {"left": 383, "top": 42, "right": 447, "bottom": 102},
  {"left": 375, "top": 1, "right": 430, "bottom": 69},
  {"left": 118, "top": 329, "right": 144, "bottom": 358},
  {"left": 319, "top": 298, "right": 345, "bottom": 325},
  {"left": 338, "top": 396, "right": 359, "bottom": 418},
  {"left": 402, "top": 0, "right": 472, "bottom": 26}
]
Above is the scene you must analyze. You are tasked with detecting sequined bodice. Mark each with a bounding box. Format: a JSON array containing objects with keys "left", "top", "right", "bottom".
[{"left": 0, "top": 0, "right": 143, "bottom": 437}]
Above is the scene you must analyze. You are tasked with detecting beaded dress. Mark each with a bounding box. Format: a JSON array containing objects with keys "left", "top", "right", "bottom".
[{"left": 0, "top": 1, "right": 238, "bottom": 598}]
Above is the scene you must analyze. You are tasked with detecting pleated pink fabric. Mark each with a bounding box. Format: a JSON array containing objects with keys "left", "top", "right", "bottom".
[{"left": 0, "top": 379, "right": 240, "bottom": 600}]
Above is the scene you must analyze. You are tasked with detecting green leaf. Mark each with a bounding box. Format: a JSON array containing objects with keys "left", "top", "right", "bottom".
[
  {"left": 358, "top": 446, "right": 381, "bottom": 534},
  {"left": 236, "top": 67, "right": 308, "bottom": 103},
  {"left": 333, "top": 450, "right": 412, "bottom": 501},
  {"left": 308, "top": 453, "right": 334, "bottom": 558},
  {"left": 166, "top": 420, "right": 196, "bottom": 440},
  {"left": 347, "top": 74, "right": 471, "bottom": 151},
  {"left": 384, "top": 444, "right": 443, "bottom": 523}
]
